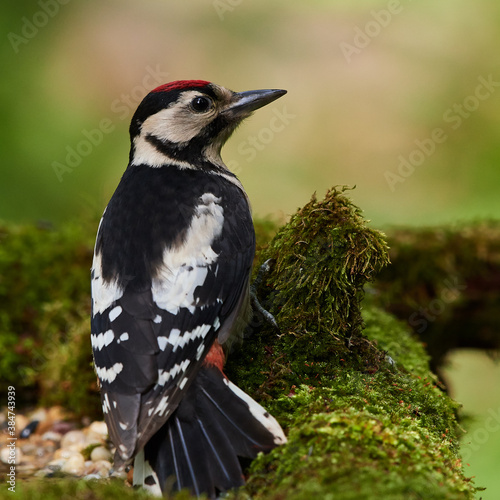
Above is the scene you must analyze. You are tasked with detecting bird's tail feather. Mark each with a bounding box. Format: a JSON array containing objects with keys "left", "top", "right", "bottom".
[{"left": 133, "top": 365, "right": 286, "bottom": 498}]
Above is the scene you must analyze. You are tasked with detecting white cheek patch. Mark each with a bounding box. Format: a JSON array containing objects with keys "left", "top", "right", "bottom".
[
  {"left": 142, "top": 91, "right": 216, "bottom": 144},
  {"left": 152, "top": 194, "right": 224, "bottom": 315}
]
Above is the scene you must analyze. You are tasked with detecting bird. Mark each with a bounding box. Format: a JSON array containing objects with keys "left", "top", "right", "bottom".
[{"left": 90, "top": 80, "right": 287, "bottom": 498}]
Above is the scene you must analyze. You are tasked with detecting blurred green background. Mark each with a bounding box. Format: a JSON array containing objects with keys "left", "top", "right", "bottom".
[{"left": 2, "top": 0, "right": 499, "bottom": 497}]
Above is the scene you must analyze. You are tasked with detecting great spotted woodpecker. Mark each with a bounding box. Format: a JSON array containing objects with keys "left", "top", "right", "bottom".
[{"left": 90, "top": 80, "right": 287, "bottom": 497}]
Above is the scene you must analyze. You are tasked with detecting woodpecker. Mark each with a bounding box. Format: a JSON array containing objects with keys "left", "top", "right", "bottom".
[{"left": 90, "top": 80, "right": 287, "bottom": 497}]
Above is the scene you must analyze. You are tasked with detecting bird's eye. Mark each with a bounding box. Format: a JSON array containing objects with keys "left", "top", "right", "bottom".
[{"left": 191, "top": 96, "right": 212, "bottom": 113}]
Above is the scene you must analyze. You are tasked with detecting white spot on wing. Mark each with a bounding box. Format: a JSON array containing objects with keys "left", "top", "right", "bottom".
[
  {"left": 95, "top": 362, "right": 124, "bottom": 384},
  {"left": 168, "top": 324, "right": 211, "bottom": 352},
  {"left": 102, "top": 393, "right": 111, "bottom": 414},
  {"left": 154, "top": 395, "right": 170, "bottom": 417},
  {"left": 91, "top": 330, "right": 115, "bottom": 350},
  {"left": 157, "top": 359, "right": 191, "bottom": 386},
  {"left": 157, "top": 336, "right": 168, "bottom": 351},
  {"left": 153, "top": 314, "right": 162, "bottom": 324},
  {"left": 196, "top": 342, "right": 205, "bottom": 360},
  {"left": 109, "top": 305, "right": 122, "bottom": 322},
  {"left": 119, "top": 332, "right": 129, "bottom": 342}
]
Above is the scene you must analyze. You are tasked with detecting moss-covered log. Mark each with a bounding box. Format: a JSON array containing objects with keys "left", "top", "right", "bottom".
[
  {"left": 374, "top": 222, "right": 500, "bottom": 371},
  {"left": 0, "top": 188, "right": 482, "bottom": 498}
]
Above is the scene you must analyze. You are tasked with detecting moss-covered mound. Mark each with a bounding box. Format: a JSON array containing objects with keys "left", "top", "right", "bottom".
[{"left": 224, "top": 187, "right": 477, "bottom": 498}]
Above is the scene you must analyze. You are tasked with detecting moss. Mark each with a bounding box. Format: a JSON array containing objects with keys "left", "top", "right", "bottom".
[
  {"left": 0, "top": 478, "right": 156, "bottom": 500},
  {"left": 245, "top": 402, "right": 471, "bottom": 500},
  {"left": 0, "top": 220, "right": 99, "bottom": 417},
  {"left": 225, "top": 187, "right": 477, "bottom": 498},
  {"left": 2, "top": 188, "right": 482, "bottom": 497},
  {"left": 374, "top": 221, "right": 500, "bottom": 370},
  {"left": 226, "top": 187, "right": 392, "bottom": 398},
  {"left": 257, "top": 186, "right": 390, "bottom": 337}
]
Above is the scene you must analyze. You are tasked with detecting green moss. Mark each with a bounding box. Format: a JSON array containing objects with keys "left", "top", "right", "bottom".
[
  {"left": 2, "top": 188, "right": 482, "bottom": 497},
  {"left": 0, "top": 478, "right": 156, "bottom": 500},
  {"left": 375, "top": 221, "right": 500, "bottom": 368},
  {"left": 258, "top": 186, "right": 390, "bottom": 337},
  {"left": 0, "top": 220, "right": 99, "bottom": 416},
  {"left": 245, "top": 402, "right": 471, "bottom": 500},
  {"left": 225, "top": 188, "right": 477, "bottom": 498},
  {"left": 226, "top": 187, "right": 392, "bottom": 398}
]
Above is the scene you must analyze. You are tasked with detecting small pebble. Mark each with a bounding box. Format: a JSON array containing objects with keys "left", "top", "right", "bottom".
[
  {"left": 61, "top": 430, "right": 86, "bottom": 450},
  {"left": 61, "top": 453, "right": 85, "bottom": 475},
  {"left": 90, "top": 446, "right": 111, "bottom": 462},
  {"left": 54, "top": 448, "right": 82, "bottom": 460},
  {"left": 42, "top": 431, "right": 63, "bottom": 442},
  {"left": 20, "top": 420, "right": 39, "bottom": 439},
  {"left": 85, "top": 421, "right": 108, "bottom": 444},
  {"left": 0, "top": 446, "right": 23, "bottom": 464},
  {"left": 93, "top": 459, "right": 112, "bottom": 477},
  {"left": 47, "top": 458, "right": 66, "bottom": 471},
  {"left": 51, "top": 421, "right": 75, "bottom": 435},
  {"left": 83, "top": 473, "right": 102, "bottom": 480}
]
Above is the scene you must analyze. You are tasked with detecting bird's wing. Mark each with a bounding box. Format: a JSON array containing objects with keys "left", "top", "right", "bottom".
[{"left": 91, "top": 188, "right": 255, "bottom": 465}]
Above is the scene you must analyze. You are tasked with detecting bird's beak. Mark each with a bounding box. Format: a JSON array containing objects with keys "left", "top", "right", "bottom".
[{"left": 223, "top": 88, "right": 287, "bottom": 118}]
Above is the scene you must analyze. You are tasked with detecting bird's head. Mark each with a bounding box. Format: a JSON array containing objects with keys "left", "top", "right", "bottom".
[{"left": 129, "top": 80, "right": 286, "bottom": 170}]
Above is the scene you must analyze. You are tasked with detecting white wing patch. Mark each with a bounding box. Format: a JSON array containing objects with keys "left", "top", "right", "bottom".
[
  {"left": 91, "top": 251, "right": 124, "bottom": 315},
  {"left": 157, "top": 359, "right": 191, "bottom": 387},
  {"left": 109, "top": 306, "right": 123, "bottom": 322},
  {"left": 102, "top": 393, "right": 112, "bottom": 414},
  {"left": 171, "top": 324, "right": 211, "bottom": 352},
  {"left": 152, "top": 194, "right": 224, "bottom": 315},
  {"left": 95, "top": 363, "right": 124, "bottom": 384},
  {"left": 157, "top": 336, "right": 168, "bottom": 351},
  {"left": 91, "top": 329, "right": 115, "bottom": 350}
]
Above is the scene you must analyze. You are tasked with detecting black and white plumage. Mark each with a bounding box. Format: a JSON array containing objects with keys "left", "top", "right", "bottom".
[{"left": 90, "top": 80, "right": 287, "bottom": 497}]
